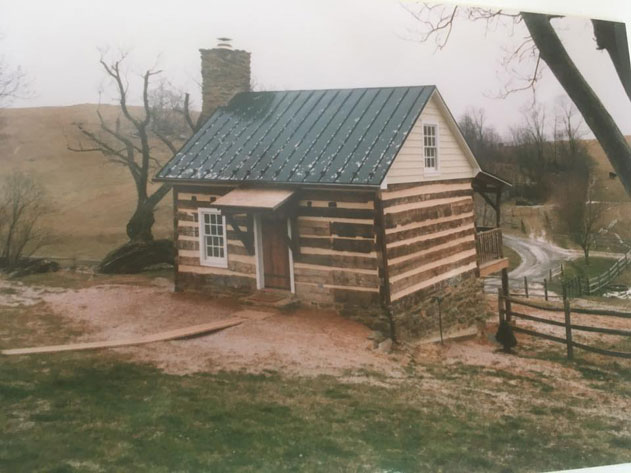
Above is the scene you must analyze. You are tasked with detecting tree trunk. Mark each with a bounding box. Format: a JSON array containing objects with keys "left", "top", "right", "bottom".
[
  {"left": 522, "top": 13, "right": 631, "bottom": 197},
  {"left": 583, "top": 245, "right": 590, "bottom": 266},
  {"left": 592, "top": 19, "right": 631, "bottom": 103},
  {"left": 126, "top": 202, "right": 155, "bottom": 242}
]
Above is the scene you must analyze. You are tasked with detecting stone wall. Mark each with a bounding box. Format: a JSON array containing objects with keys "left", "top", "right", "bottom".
[
  {"left": 389, "top": 269, "right": 487, "bottom": 340},
  {"left": 177, "top": 271, "right": 256, "bottom": 297},
  {"left": 199, "top": 48, "right": 250, "bottom": 121}
]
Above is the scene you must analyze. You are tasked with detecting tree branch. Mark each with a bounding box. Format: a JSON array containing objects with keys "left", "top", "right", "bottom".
[
  {"left": 152, "top": 127, "right": 178, "bottom": 154},
  {"left": 146, "top": 182, "right": 172, "bottom": 208},
  {"left": 183, "top": 93, "right": 198, "bottom": 132},
  {"left": 522, "top": 12, "right": 631, "bottom": 196},
  {"left": 592, "top": 19, "right": 631, "bottom": 103}
]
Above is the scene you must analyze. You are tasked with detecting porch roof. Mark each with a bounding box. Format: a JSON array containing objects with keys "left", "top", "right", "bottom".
[
  {"left": 472, "top": 170, "right": 512, "bottom": 194},
  {"left": 212, "top": 187, "right": 295, "bottom": 212}
]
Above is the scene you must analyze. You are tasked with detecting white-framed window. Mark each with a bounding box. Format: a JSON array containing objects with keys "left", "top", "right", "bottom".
[
  {"left": 198, "top": 208, "right": 228, "bottom": 267},
  {"left": 423, "top": 123, "right": 439, "bottom": 172}
]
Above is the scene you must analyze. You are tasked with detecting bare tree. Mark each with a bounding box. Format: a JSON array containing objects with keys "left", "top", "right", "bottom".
[
  {"left": 69, "top": 53, "right": 197, "bottom": 244},
  {"left": 0, "top": 172, "right": 51, "bottom": 269},
  {"left": 558, "top": 174, "right": 605, "bottom": 265},
  {"left": 458, "top": 107, "right": 503, "bottom": 165},
  {"left": 0, "top": 37, "right": 27, "bottom": 136},
  {"left": 556, "top": 98, "right": 586, "bottom": 158},
  {"left": 405, "top": 5, "right": 631, "bottom": 197},
  {"left": 0, "top": 56, "right": 24, "bottom": 108}
]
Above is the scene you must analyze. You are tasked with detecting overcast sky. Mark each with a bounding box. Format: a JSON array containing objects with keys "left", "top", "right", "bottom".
[{"left": 1, "top": 0, "right": 630, "bottom": 138}]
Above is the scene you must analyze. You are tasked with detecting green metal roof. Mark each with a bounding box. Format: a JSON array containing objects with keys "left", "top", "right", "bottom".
[{"left": 156, "top": 85, "right": 435, "bottom": 186}]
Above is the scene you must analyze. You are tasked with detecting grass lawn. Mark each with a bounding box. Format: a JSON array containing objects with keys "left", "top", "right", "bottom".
[
  {"left": 2, "top": 296, "right": 631, "bottom": 472},
  {"left": 2, "top": 351, "right": 630, "bottom": 473},
  {"left": 565, "top": 257, "right": 619, "bottom": 280},
  {"left": 503, "top": 244, "right": 522, "bottom": 271},
  {"left": 611, "top": 265, "right": 631, "bottom": 287}
]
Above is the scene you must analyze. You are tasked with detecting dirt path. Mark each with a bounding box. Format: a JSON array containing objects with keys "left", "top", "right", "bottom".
[{"left": 1, "top": 279, "right": 402, "bottom": 377}]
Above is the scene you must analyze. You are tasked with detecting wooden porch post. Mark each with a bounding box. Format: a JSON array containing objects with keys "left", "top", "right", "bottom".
[{"left": 495, "top": 189, "right": 502, "bottom": 228}]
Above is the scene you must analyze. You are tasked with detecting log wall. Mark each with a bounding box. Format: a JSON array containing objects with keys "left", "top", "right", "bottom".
[
  {"left": 174, "top": 185, "right": 258, "bottom": 294},
  {"left": 171, "top": 180, "right": 486, "bottom": 339},
  {"left": 380, "top": 178, "right": 485, "bottom": 337},
  {"left": 293, "top": 189, "right": 387, "bottom": 329}
]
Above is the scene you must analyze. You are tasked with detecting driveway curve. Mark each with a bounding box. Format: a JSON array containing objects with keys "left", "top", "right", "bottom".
[{"left": 504, "top": 234, "right": 577, "bottom": 280}]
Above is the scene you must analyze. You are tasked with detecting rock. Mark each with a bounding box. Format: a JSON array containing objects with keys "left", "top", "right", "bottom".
[
  {"left": 367, "top": 330, "right": 386, "bottom": 343},
  {"left": 377, "top": 338, "right": 393, "bottom": 354}
]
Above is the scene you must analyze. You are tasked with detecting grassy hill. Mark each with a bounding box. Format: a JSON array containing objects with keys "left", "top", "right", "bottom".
[
  {"left": 0, "top": 104, "right": 173, "bottom": 260},
  {"left": 585, "top": 138, "right": 631, "bottom": 242}
]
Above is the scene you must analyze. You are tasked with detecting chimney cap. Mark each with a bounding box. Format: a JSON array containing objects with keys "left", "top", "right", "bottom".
[{"left": 217, "top": 37, "right": 233, "bottom": 49}]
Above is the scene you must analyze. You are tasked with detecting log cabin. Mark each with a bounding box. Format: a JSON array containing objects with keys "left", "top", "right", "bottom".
[{"left": 155, "top": 43, "right": 509, "bottom": 339}]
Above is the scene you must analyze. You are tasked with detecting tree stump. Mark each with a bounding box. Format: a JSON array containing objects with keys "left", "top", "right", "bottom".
[{"left": 97, "top": 239, "right": 175, "bottom": 274}]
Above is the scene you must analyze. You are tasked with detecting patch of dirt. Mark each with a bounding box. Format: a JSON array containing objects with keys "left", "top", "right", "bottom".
[
  {"left": 0, "top": 279, "right": 67, "bottom": 307},
  {"left": 28, "top": 281, "right": 401, "bottom": 377},
  {"left": 2, "top": 274, "right": 629, "bottom": 403}
]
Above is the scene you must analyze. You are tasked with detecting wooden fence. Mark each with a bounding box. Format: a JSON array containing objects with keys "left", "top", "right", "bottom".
[
  {"left": 498, "top": 284, "right": 631, "bottom": 360},
  {"left": 476, "top": 228, "right": 504, "bottom": 265},
  {"left": 584, "top": 250, "right": 631, "bottom": 294}
]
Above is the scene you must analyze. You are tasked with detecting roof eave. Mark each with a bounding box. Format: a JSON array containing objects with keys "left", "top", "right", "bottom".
[{"left": 152, "top": 177, "right": 381, "bottom": 191}]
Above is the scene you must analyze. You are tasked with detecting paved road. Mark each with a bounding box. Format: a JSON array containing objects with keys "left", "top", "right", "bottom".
[
  {"left": 485, "top": 234, "right": 629, "bottom": 298},
  {"left": 504, "top": 234, "right": 577, "bottom": 280},
  {"left": 485, "top": 234, "right": 579, "bottom": 295}
]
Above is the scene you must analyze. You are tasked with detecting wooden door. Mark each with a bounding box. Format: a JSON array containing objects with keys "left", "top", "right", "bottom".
[{"left": 261, "top": 215, "right": 291, "bottom": 290}]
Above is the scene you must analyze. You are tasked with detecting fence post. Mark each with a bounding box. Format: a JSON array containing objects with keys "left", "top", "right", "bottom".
[
  {"left": 561, "top": 263, "right": 564, "bottom": 277},
  {"left": 436, "top": 297, "right": 444, "bottom": 345},
  {"left": 497, "top": 288, "right": 504, "bottom": 324},
  {"left": 501, "top": 268, "right": 512, "bottom": 323},
  {"left": 524, "top": 276, "right": 529, "bottom": 298},
  {"left": 544, "top": 278, "right": 548, "bottom": 301},
  {"left": 549, "top": 268, "right": 552, "bottom": 282},
  {"left": 563, "top": 292, "right": 574, "bottom": 361},
  {"left": 585, "top": 277, "right": 590, "bottom": 296}
]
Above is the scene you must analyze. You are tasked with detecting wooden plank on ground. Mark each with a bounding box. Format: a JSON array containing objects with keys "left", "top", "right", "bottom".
[{"left": 1, "top": 318, "right": 244, "bottom": 356}]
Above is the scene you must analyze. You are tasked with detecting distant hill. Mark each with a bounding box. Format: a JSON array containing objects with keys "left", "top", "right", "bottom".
[
  {"left": 585, "top": 138, "right": 631, "bottom": 242},
  {"left": 585, "top": 138, "right": 630, "bottom": 203},
  {"left": 0, "top": 104, "right": 173, "bottom": 260}
]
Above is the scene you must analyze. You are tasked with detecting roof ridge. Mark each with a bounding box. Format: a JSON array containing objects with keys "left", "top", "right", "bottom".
[{"left": 233, "top": 84, "right": 436, "bottom": 95}]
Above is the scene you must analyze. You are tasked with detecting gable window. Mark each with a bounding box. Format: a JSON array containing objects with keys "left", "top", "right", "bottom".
[
  {"left": 198, "top": 208, "right": 228, "bottom": 267},
  {"left": 423, "top": 124, "right": 438, "bottom": 172}
]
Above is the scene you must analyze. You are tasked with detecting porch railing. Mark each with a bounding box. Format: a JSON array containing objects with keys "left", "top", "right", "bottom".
[{"left": 476, "top": 228, "right": 504, "bottom": 265}]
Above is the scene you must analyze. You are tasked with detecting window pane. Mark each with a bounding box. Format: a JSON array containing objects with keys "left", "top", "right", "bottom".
[{"left": 200, "top": 211, "right": 226, "bottom": 264}]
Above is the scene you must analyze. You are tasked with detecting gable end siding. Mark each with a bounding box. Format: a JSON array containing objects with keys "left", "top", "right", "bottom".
[{"left": 386, "top": 93, "right": 477, "bottom": 185}]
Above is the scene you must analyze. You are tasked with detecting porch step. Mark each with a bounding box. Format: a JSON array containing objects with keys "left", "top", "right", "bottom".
[{"left": 241, "top": 290, "right": 300, "bottom": 311}]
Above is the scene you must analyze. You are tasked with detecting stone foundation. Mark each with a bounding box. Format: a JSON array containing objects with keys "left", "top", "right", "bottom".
[
  {"left": 389, "top": 270, "right": 487, "bottom": 340},
  {"left": 176, "top": 269, "right": 486, "bottom": 342},
  {"left": 177, "top": 272, "right": 256, "bottom": 298}
]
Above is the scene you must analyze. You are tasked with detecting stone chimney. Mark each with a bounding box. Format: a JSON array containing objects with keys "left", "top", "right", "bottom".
[{"left": 199, "top": 38, "right": 251, "bottom": 121}]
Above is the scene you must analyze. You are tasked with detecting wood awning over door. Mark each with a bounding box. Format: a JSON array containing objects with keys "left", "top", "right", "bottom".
[{"left": 212, "top": 187, "right": 295, "bottom": 213}]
